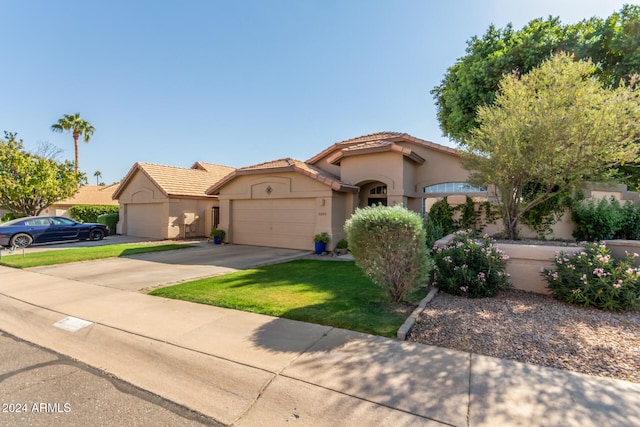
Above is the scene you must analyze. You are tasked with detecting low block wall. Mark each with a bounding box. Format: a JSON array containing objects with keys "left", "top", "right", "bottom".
[
  {"left": 434, "top": 235, "right": 582, "bottom": 295},
  {"left": 495, "top": 243, "right": 582, "bottom": 294},
  {"left": 603, "top": 240, "right": 640, "bottom": 267},
  {"left": 434, "top": 235, "right": 640, "bottom": 294}
]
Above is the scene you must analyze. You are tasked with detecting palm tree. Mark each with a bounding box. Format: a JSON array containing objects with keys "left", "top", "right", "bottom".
[
  {"left": 51, "top": 113, "right": 95, "bottom": 174},
  {"left": 94, "top": 170, "right": 102, "bottom": 185}
]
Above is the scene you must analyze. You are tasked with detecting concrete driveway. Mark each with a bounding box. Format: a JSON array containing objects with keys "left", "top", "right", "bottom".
[{"left": 25, "top": 242, "right": 308, "bottom": 291}]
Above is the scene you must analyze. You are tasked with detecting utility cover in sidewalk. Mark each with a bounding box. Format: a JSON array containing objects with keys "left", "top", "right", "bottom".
[{"left": 53, "top": 316, "right": 93, "bottom": 332}]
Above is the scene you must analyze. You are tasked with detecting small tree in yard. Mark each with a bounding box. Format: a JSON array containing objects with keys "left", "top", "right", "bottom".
[
  {"left": 463, "top": 53, "right": 640, "bottom": 240},
  {"left": 344, "top": 205, "right": 431, "bottom": 303},
  {"left": 0, "top": 132, "right": 82, "bottom": 216}
]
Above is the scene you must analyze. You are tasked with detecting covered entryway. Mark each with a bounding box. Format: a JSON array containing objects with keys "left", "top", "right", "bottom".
[
  {"left": 231, "top": 198, "right": 316, "bottom": 250},
  {"left": 359, "top": 181, "right": 388, "bottom": 208}
]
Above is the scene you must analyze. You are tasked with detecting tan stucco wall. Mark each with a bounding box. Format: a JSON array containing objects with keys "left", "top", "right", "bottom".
[
  {"left": 168, "top": 198, "right": 218, "bottom": 239},
  {"left": 315, "top": 143, "right": 470, "bottom": 210},
  {"left": 401, "top": 144, "right": 469, "bottom": 197},
  {"left": 337, "top": 152, "right": 411, "bottom": 210},
  {"left": 482, "top": 208, "right": 576, "bottom": 241}
]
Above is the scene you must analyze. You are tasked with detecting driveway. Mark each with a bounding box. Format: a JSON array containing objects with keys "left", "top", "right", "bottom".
[{"left": 25, "top": 242, "right": 308, "bottom": 291}]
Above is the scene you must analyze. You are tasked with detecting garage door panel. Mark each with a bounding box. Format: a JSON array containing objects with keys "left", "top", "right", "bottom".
[
  {"left": 231, "top": 199, "right": 316, "bottom": 250},
  {"left": 234, "top": 209, "right": 315, "bottom": 224},
  {"left": 127, "top": 204, "right": 166, "bottom": 239}
]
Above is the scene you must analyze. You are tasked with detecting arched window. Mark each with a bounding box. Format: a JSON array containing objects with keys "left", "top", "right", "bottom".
[
  {"left": 370, "top": 185, "right": 387, "bottom": 195},
  {"left": 424, "top": 182, "right": 486, "bottom": 193}
]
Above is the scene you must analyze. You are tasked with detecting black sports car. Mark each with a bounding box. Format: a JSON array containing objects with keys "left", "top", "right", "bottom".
[{"left": 0, "top": 216, "right": 109, "bottom": 248}]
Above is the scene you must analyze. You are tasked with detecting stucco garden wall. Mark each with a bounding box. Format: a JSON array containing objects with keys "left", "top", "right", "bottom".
[
  {"left": 435, "top": 234, "right": 582, "bottom": 294},
  {"left": 495, "top": 243, "right": 582, "bottom": 294},
  {"left": 603, "top": 239, "right": 640, "bottom": 267}
]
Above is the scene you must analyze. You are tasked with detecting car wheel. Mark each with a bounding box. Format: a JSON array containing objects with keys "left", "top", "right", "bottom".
[
  {"left": 10, "top": 233, "right": 33, "bottom": 248},
  {"left": 89, "top": 229, "right": 104, "bottom": 241}
]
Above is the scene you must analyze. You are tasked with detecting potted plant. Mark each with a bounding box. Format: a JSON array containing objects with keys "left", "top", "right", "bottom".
[
  {"left": 313, "top": 232, "right": 330, "bottom": 254},
  {"left": 210, "top": 227, "right": 226, "bottom": 244}
]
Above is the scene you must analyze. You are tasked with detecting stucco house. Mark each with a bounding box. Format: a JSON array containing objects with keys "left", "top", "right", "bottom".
[
  {"left": 116, "top": 132, "right": 640, "bottom": 248},
  {"left": 207, "top": 132, "right": 477, "bottom": 250},
  {"left": 113, "top": 132, "right": 475, "bottom": 247},
  {"left": 40, "top": 184, "right": 119, "bottom": 218},
  {"left": 113, "top": 162, "right": 235, "bottom": 239}
]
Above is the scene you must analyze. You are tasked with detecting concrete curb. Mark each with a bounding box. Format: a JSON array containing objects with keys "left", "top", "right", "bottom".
[{"left": 397, "top": 287, "right": 438, "bottom": 340}]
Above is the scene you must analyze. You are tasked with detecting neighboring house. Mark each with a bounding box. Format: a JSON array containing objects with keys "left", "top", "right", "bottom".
[
  {"left": 207, "top": 132, "right": 475, "bottom": 250},
  {"left": 40, "top": 184, "right": 119, "bottom": 218},
  {"left": 113, "top": 162, "right": 235, "bottom": 239}
]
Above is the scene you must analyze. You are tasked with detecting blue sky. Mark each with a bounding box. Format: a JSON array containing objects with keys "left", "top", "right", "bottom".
[{"left": 1, "top": 0, "right": 636, "bottom": 184}]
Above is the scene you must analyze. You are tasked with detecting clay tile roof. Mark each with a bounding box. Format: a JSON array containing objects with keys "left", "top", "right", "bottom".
[
  {"left": 113, "top": 162, "right": 236, "bottom": 199},
  {"left": 337, "top": 132, "right": 405, "bottom": 145},
  {"left": 206, "top": 158, "right": 358, "bottom": 195},
  {"left": 306, "top": 131, "right": 458, "bottom": 164},
  {"left": 326, "top": 140, "right": 425, "bottom": 165},
  {"left": 55, "top": 184, "right": 120, "bottom": 206},
  {"left": 239, "top": 158, "right": 297, "bottom": 171}
]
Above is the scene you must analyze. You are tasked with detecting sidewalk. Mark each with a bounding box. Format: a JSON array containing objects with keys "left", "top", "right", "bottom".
[{"left": 0, "top": 265, "right": 638, "bottom": 426}]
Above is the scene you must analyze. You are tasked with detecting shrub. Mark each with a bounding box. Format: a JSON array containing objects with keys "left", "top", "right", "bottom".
[
  {"left": 542, "top": 242, "right": 640, "bottom": 312},
  {"left": 344, "top": 205, "right": 431, "bottom": 302},
  {"left": 1, "top": 212, "right": 15, "bottom": 222},
  {"left": 432, "top": 230, "right": 511, "bottom": 298},
  {"left": 618, "top": 201, "right": 640, "bottom": 240},
  {"left": 69, "top": 205, "right": 119, "bottom": 223},
  {"left": 571, "top": 197, "right": 640, "bottom": 241},
  {"left": 335, "top": 238, "right": 348, "bottom": 250},
  {"left": 97, "top": 213, "right": 119, "bottom": 235},
  {"left": 427, "top": 197, "right": 456, "bottom": 235},
  {"left": 427, "top": 196, "right": 500, "bottom": 237},
  {"left": 313, "top": 232, "right": 330, "bottom": 243},
  {"left": 571, "top": 197, "right": 624, "bottom": 241},
  {"left": 424, "top": 219, "right": 445, "bottom": 253}
]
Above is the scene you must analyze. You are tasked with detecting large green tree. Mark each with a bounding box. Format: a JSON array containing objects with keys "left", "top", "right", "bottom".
[
  {"left": 463, "top": 54, "right": 640, "bottom": 240},
  {"left": 0, "top": 132, "right": 82, "bottom": 216},
  {"left": 433, "top": 4, "right": 640, "bottom": 143},
  {"left": 51, "top": 113, "right": 95, "bottom": 174}
]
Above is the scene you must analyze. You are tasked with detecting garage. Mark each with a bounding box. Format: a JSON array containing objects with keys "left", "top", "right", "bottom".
[
  {"left": 231, "top": 198, "right": 316, "bottom": 250},
  {"left": 126, "top": 203, "right": 167, "bottom": 238}
]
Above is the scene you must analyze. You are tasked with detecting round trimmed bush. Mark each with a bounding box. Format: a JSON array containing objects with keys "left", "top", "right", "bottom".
[{"left": 344, "top": 205, "right": 431, "bottom": 302}]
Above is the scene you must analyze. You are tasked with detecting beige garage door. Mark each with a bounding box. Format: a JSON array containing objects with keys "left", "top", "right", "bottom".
[
  {"left": 231, "top": 199, "right": 315, "bottom": 250},
  {"left": 126, "top": 204, "right": 166, "bottom": 239}
]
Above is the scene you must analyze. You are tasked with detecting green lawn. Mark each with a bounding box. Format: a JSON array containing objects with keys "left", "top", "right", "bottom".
[
  {"left": 149, "top": 259, "right": 427, "bottom": 337},
  {"left": 0, "top": 243, "right": 193, "bottom": 268}
]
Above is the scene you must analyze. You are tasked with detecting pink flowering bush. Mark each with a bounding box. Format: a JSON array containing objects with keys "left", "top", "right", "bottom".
[
  {"left": 542, "top": 242, "right": 640, "bottom": 312},
  {"left": 432, "top": 230, "right": 511, "bottom": 298}
]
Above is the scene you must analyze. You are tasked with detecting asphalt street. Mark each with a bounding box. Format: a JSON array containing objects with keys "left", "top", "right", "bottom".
[{"left": 0, "top": 331, "right": 222, "bottom": 427}]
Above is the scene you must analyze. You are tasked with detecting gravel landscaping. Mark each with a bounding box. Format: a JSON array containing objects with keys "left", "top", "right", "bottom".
[{"left": 407, "top": 289, "right": 640, "bottom": 383}]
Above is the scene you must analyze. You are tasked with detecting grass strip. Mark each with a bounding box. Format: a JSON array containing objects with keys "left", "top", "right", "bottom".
[
  {"left": 0, "top": 243, "right": 193, "bottom": 268},
  {"left": 150, "top": 259, "right": 426, "bottom": 337}
]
